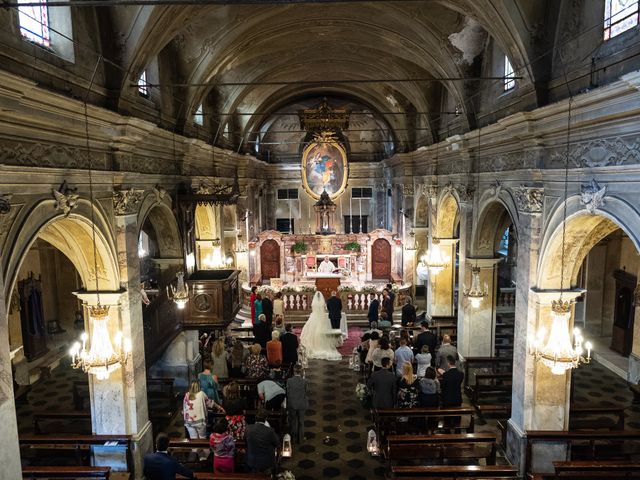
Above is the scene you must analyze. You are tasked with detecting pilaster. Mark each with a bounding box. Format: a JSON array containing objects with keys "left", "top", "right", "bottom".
[{"left": 431, "top": 238, "right": 458, "bottom": 316}]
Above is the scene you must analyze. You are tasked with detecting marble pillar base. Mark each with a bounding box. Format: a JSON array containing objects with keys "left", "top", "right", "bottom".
[
  {"left": 94, "top": 420, "right": 153, "bottom": 479},
  {"left": 0, "top": 397, "right": 21, "bottom": 479},
  {"left": 628, "top": 352, "right": 640, "bottom": 384},
  {"left": 148, "top": 330, "right": 200, "bottom": 389},
  {"left": 507, "top": 418, "right": 568, "bottom": 475}
]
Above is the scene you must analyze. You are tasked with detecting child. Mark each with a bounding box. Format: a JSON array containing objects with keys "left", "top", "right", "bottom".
[{"left": 209, "top": 418, "right": 235, "bottom": 473}]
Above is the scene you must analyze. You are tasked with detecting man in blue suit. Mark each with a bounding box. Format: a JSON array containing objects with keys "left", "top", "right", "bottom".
[
  {"left": 143, "top": 433, "right": 194, "bottom": 480},
  {"left": 367, "top": 293, "right": 380, "bottom": 326}
]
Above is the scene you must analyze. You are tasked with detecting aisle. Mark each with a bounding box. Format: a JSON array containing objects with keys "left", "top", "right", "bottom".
[{"left": 281, "top": 357, "right": 386, "bottom": 479}]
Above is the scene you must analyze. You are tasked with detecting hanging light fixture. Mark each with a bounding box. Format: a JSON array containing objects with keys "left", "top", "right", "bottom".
[
  {"left": 167, "top": 271, "right": 190, "bottom": 309},
  {"left": 463, "top": 266, "right": 489, "bottom": 309},
  {"left": 423, "top": 238, "right": 449, "bottom": 275},
  {"left": 203, "top": 238, "right": 225, "bottom": 269},
  {"left": 70, "top": 62, "right": 131, "bottom": 380},
  {"left": 530, "top": 96, "right": 592, "bottom": 375}
]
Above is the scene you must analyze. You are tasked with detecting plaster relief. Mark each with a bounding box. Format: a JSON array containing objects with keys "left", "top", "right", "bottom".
[
  {"left": 580, "top": 179, "right": 606, "bottom": 214},
  {"left": 52, "top": 182, "right": 79, "bottom": 217},
  {"left": 113, "top": 188, "right": 144, "bottom": 216},
  {"left": 514, "top": 187, "right": 544, "bottom": 214}
]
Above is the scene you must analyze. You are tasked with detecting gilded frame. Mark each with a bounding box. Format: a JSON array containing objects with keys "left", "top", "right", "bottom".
[{"left": 301, "top": 140, "right": 348, "bottom": 200}]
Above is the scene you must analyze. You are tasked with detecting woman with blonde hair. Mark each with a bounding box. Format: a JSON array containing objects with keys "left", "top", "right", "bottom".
[
  {"left": 211, "top": 337, "right": 229, "bottom": 380},
  {"left": 396, "top": 361, "right": 419, "bottom": 408},
  {"left": 183, "top": 380, "right": 224, "bottom": 439},
  {"left": 243, "top": 343, "right": 269, "bottom": 379}
]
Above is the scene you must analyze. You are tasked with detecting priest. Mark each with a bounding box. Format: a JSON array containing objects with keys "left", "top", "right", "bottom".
[{"left": 317, "top": 256, "right": 336, "bottom": 274}]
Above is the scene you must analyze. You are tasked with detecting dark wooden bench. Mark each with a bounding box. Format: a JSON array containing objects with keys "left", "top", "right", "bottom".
[
  {"left": 569, "top": 406, "right": 626, "bottom": 431},
  {"left": 73, "top": 378, "right": 178, "bottom": 411},
  {"left": 390, "top": 464, "right": 518, "bottom": 478},
  {"left": 169, "top": 439, "right": 248, "bottom": 471},
  {"left": 192, "top": 473, "right": 270, "bottom": 480},
  {"left": 385, "top": 433, "right": 497, "bottom": 466},
  {"left": 374, "top": 407, "right": 475, "bottom": 441},
  {"left": 22, "top": 466, "right": 111, "bottom": 479},
  {"left": 19, "top": 435, "right": 132, "bottom": 472},
  {"left": 529, "top": 460, "right": 640, "bottom": 479},
  {"left": 33, "top": 409, "right": 175, "bottom": 435},
  {"left": 465, "top": 373, "right": 512, "bottom": 405},
  {"left": 525, "top": 430, "right": 640, "bottom": 475},
  {"left": 463, "top": 357, "right": 513, "bottom": 388}
]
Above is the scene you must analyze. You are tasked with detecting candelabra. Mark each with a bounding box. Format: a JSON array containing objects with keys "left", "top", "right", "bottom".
[{"left": 167, "top": 271, "right": 189, "bottom": 309}]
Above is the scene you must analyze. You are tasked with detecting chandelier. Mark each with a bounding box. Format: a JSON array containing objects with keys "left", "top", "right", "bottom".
[
  {"left": 167, "top": 271, "right": 189, "bottom": 309},
  {"left": 532, "top": 300, "right": 592, "bottom": 375},
  {"left": 69, "top": 305, "right": 132, "bottom": 380},
  {"left": 463, "top": 266, "right": 489, "bottom": 308},
  {"left": 422, "top": 238, "right": 449, "bottom": 275},
  {"left": 203, "top": 238, "right": 226, "bottom": 269}
]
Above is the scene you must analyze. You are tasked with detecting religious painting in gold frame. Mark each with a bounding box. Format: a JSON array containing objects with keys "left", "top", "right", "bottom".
[{"left": 301, "top": 139, "right": 348, "bottom": 200}]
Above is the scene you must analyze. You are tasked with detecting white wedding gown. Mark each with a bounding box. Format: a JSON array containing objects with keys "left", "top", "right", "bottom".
[{"left": 300, "top": 291, "right": 342, "bottom": 361}]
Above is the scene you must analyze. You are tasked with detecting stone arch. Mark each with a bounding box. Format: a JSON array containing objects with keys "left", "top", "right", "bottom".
[
  {"left": 473, "top": 192, "right": 519, "bottom": 257},
  {"left": 537, "top": 195, "right": 640, "bottom": 290},
  {"left": 195, "top": 204, "right": 217, "bottom": 240},
  {"left": 436, "top": 191, "right": 460, "bottom": 238},
  {"left": 137, "top": 195, "right": 182, "bottom": 259},
  {"left": 3, "top": 198, "right": 119, "bottom": 307}
]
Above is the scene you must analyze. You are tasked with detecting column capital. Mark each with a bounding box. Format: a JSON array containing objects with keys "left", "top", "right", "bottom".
[
  {"left": 529, "top": 288, "right": 586, "bottom": 305},
  {"left": 73, "top": 290, "right": 126, "bottom": 306},
  {"left": 436, "top": 237, "right": 459, "bottom": 246},
  {"left": 466, "top": 257, "right": 501, "bottom": 268}
]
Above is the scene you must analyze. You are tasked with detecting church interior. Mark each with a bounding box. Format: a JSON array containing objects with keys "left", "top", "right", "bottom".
[{"left": 3, "top": 0, "right": 640, "bottom": 479}]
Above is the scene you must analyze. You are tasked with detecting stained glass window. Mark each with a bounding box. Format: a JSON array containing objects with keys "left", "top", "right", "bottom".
[
  {"left": 18, "top": 0, "right": 50, "bottom": 47},
  {"left": 504, "top": 56, "right": 515, "bottom": 91},
  {"left": 604, "top": 0, "right": 639, "bottom": 40},
  {"left": 138, "top": 70, "right": 148, "bottom": 96},
  {"left": 194, "top": 104, "right": 203, "bottom": 125}
]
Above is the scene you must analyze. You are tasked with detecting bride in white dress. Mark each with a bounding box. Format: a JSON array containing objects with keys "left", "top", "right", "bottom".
[{"left": 300, "top": 291, "right": 342, "bottom": 361}]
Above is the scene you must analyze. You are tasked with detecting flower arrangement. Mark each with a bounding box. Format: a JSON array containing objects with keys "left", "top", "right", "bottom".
[
  {"left": 277, "top": 471, "right": 296, "bottom": 480},
  {"left": 344, "top": 241, "right": 361, "bottom": 253},
  {"left": 291, "top": 241, "right": 307, "bottom": 254},
  {"left": 355, "top": 383, "right": 371, "bottom": 407}
]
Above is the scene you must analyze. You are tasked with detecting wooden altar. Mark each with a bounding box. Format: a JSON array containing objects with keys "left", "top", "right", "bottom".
[{"left": 315, "top": 276, "right": 341, "bottom": 299}]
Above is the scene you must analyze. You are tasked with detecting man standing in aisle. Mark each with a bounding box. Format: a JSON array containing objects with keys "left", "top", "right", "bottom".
[{"left": 326, "top": 290, "right": 343, "bottom": 330}]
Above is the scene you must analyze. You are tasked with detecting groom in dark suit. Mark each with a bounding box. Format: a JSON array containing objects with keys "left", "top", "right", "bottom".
[{"left": 326, "top": 290, "right": 342, "bottom": 329}]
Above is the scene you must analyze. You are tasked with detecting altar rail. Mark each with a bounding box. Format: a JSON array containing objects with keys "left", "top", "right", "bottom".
[{"left": 243, "top": 287, "right": 411, "bottom": 313}]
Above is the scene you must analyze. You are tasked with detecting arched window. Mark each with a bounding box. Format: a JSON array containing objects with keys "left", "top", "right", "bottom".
[
  {"left": 138, "top": 71, "right": 149, "bottom": 97},
  {"left": 17, "top": 0, "right": 74, "bottom": 62},
  {"left": 194, "top": 104, "right": 204, "bottom": 126},
  {"left": 604, "top": 0, "right": 639, "bottom": 40},
  {"left": 18, "top": 0, "right": 50, "bottom": 46},
  {"left": 503, "top": 56, "right": 515, "bottom": 91}
]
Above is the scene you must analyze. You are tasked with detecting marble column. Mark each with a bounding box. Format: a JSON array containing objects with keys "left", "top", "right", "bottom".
[
  {"left": 148, "top": 330, "right": 200, "bottom": 389},
  {"left": 431, "top": 238, "right": 458, "bottom": 317},
  {"left": 506, "top": 289, "right": 584, "bottom": 474},
  {"left": 458, "top": 258, "right": 500, "bottom": 357},
  {"left": 0, "top": 266, "right": 22, "bottom": 479}
]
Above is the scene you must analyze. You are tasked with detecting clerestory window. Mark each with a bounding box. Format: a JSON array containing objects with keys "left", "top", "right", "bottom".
[{"left": 604, "top": 0, "right": 639, "bottom": 40}]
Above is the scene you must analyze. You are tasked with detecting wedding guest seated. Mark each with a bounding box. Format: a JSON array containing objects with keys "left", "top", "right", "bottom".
[
  {"left": 244, "top": 343, "right": 269, "bottom": 379},
  {"left": 257, "top": 378, "right": 286, "bottom": 410},
  {"left": 418, "top": 366, "right": 440, "bottom": 407},
  {"left": 246, "top": 411, "right": 279, "bottom": 474},
  {"left": 266, "top": 330, "right": 283, "bottom": 366},
  {"left": 210, "top": 418, "right": 235, "bottom": 473},
  {"left": 397, "top": 362, "right": 419, "bottom": 408},
  {"left": 370, "top": 336, "right": 395, "bottom": 372},
  {"left": 269, "top": 360, "right": 285, "bottom": 381},
  {"left": 366, "top": 357, "right": 397, "bottom": 409},
  {"left": 441, "top": 355, "right": 464, "bottom": 407},
  {"left": 221, "top": 382, "right": 247, "bottom": 441},
  {"left": 378, "top": 312, "right": 392, "bottom": 329},
  {"left": 415, "top": 345, "right": 432, "bottom": 377},
  {"left": 394, "top": 337, "right": 414, "bottom": 377},
  {"left": 144, "top": 433, "right": 194, "bottom": 480}
]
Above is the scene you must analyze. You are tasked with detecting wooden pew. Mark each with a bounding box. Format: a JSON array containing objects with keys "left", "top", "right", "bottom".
[
  {"left": 192, "top": 474, "right": 270, "bottom": 480},
  {"left": 19, "top": 435, "right": 132, "bottom": 472},
  {"left": 525, "top": 430, "right": 640, "bottom": 475},
  {"left": 569, "top": 406, "right": 626, "bottom": 431},
  {"left": 33, "top": 409, "right": 175, "bottom": 435},
  {"left": 385, "top": 433, "right": 497, "bottom": 466},
  {"left": 73, "top": 378, "right": 178, "bottom": 411},
  {"left": 465, "top": 372, "right": 512, "bottom": 406},
  {"left": 168, "top": 438, "right": 248, "bottom": 471},
  {"left": 463, "top": 357, "right": 513, "bottom": 388},
  {"left": 373, "top": 407, "right": 475, "bottom": 441},
  {"left": 529, "top": 460, "right": 640, "bottom": 479},
  {"left": 22, "top": 466, "right": 111, "bottom": 479},
  {"left": 390, "top": 465, "right": 518, "bottom": 478}
]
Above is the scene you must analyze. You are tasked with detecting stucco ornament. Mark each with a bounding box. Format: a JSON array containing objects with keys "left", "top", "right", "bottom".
[
  {"left": 455, "top": 184, "right": 475, "bottom": 203},
  {"left": 580, "top": 179, "right": 606, "bottom": 214},
  {"left": 113, "top": 188, "right": 144, "bottom": 216},
  {"left": 52, "top": 182, "right": 79, "bottom": 217},
  {"left": 403, "top": 184, "right": 415, "bottom": 196},
  {"left": 488, "top": 181, "right": 501, "bottom": 199},
  {"left": 514, "top": 186, "right": 544, "bottom": 214},
  {"left": 153, "top": 185, "right": 166, "bottom": 205},
  {"left": 0, "top": 194, "right": 11, "bottom": 215}
]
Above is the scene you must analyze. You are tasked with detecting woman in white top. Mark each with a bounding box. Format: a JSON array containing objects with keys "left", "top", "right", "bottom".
[
  {"left": 415, "top": 345, "right": 432, "bottom": 377},
  {"left": 183, "top": 380, "right": 224, "bottom": 438},
  {"left": 273, "top": 292, "right": 285, "bottom": 318},
  {"left": 370, "top": 337, "right": 395, "bottom": 371},
  {"left": 365, "top": 331, "right": 381, "bottom": 365}
]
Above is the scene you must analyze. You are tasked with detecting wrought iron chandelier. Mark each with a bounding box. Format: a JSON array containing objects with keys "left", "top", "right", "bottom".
[
  {"left": 463, "top": 266, "right": 488, "bottom": 309},
  {"left": 70, "top": 65, "right": 131, "bottom": 380}
]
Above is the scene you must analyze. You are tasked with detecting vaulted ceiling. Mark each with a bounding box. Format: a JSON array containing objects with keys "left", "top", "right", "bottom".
[{"left": 99, "top": 0, "right": 547, "bottom": 161}]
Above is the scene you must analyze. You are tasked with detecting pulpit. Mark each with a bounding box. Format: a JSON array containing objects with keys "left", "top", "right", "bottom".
[{"left": 315, "top": 275, "right": 341, "bottom": 299}]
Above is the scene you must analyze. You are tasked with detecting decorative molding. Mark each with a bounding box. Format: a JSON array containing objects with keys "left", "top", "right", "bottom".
[
  {"left": 402, "top": 184, "right": 415, "bottom": 196},
  {"left": 0, "top": 142, "right": 108, "bottom": 169},
  {"left": 551, "top": 136, "right": 640, "bottom": 168},
  {"left": 0, "top": 194, "right": 11, "bottom": 215},
  {"left": 113, "top": 188, "right": 144, "bottom": 216},
  {"left": 152, "top": 185, "right": 166, "bottom": 205},
  {"left": 455, "top": 184, "right": 475, "bottom": 203},
  {"left": 52, "top": 181, "right": 79, "bottom": 217},
  {"left": 482, "top": 150, "right": 536, "bottom": 172},
  {"left": 488, "top": 181, "right": 502, "bottom": 199},
  {"left": 514, "top": 186, "right": 544, "bottom": 214},
  {"left": 424, "top": 185, "right": 438, "bottom": 199},
  {"left": 580, "top": 179, "right": 606, "bottom": 214}
]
